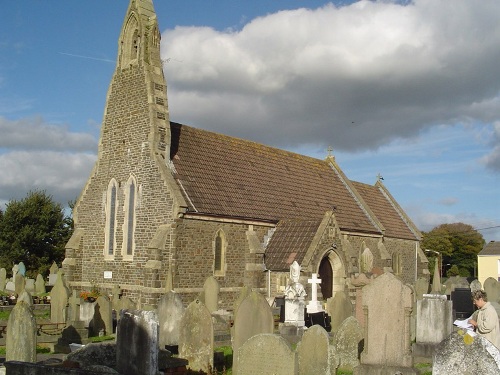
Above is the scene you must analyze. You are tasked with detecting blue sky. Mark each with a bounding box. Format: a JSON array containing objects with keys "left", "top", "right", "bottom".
[{"left": 0, "top": 0, "right": 499, "bottom": 242}]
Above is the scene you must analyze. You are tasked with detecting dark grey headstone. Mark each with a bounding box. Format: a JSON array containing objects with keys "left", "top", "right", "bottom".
[{"left": 116, "top": 310, "right": 158, "bottom": 375}]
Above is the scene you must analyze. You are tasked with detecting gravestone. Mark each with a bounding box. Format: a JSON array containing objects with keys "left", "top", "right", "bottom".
[
  {"left": 233, "top": 291, "right": 274, "bottom": 357},
  {"left": 306, "top": 273, "right": 323, "bottom": 313},
  {"left": 5, "top": 281, "right": 15, "bottom": 293},
  {"left": 413, "top": 294, "right": 453, "bottom": 358},
  {"left": 80, "top": 300, "right": 96, "bottom": 327},
  {"left": 450, "top": 287, "right": 474, "bottom": 319},
  {"left": 414, "top": 277, "right": 429, "bottom": 300},
  {"left": 433, "top": 331, "right": 500, "bottom": 374},
  {"left": 6, "top": 300, "right": 37, "bottom": 362},
  {"left": 35, "top": 274, "right": 46, "bottom": 294},
  {"left": 233, "top": 285, "right": 252, "bottom": 314},
  {"left": 49, "top": 261, "right": 59, "bottom": 275},
  {"left": 203, "top": 276, "right": 220, "bottom": 313},
  {"left": 17, "top": 261, "right": 26, "bottom": 276},
  {"left": 284, "top": 261, "right": 307, "bottom": 327},
  {"left": 297, "top": 325, "right": 335, "bottom": 375},
  {"left": 178, "top": 299, "right": 213, "bottom": 373},
  {"left": 484, "top": 277, "right": 500, "bottom": 303},
  {"left": 68, "top": 290, "right": 81, "bottom": 322},
  {"left": 92, "top": 295, "right": 113, "bottom": 336},
  {"left": 0, "top": 268, "right": 6, "bottom": 291},
  {"left": 116, "top": 310, "right": 159, "bottom": 375},
  {"left": 14, "top": 272, "right": 26, "bottom": 296},
  {"left": 158, "top": 291, "right": 185, "bottom": 348},
  {"left": 25, "top": 278, "right": 35, "bottom": 294},
  {"left": 326, "top": 290, "right": 352, "bottom": 333},
  {"left": 444, "top": 276, "right": 469, "bottom": 295},
  {"left": 236, "top": 334, "right": 297, "bottom": 375},
  {"left": 470, "top": 279, "right": 482, "bottom": 293},
  {"left": 333, "top": 316, "right": 364, "bottom": 371},
  {"left": 431, "top": 261, "right": 442, "bottom": 294},
  {"left": 50, "top": 270, "right": 71, "bottom": 323},
  {"left": 354, "top": 272, "right": 417, "bottom": 375},
  {"left": 17, "top": 290, "right": 33, "bottom": 307}
]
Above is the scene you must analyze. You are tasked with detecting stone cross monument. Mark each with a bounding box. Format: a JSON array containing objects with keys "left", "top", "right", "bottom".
[{"left": 306, "top": 273, "right": 323, "bottom": 313}]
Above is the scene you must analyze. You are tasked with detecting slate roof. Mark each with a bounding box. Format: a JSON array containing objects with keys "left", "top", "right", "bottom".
[
  {"left": 479, "top": 241, "right": 500, "bottom": 256},
  {"left": 264, "top": 218, "right": 323, "bottom": 271},
  {"left": 351, "top": 181, "right": 418, "bottom": 240},
  {"left": 170, "top": 122, "right": 379, "bottom": 235}
]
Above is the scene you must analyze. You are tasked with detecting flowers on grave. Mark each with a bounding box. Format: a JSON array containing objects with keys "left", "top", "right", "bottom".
[{"left": 80, "top": 282, "right": 101, "bottom": 302}]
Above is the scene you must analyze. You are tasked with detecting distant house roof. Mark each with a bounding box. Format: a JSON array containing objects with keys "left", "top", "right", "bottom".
[
  {"left": 170, "top": 122, "right": 380, "bottom": 235},
  {"left": 479, "top": 241, "right": 500, "bottom": 256},
  {"left": 351, "top": 181, "right": 418, "bottom": 240}
]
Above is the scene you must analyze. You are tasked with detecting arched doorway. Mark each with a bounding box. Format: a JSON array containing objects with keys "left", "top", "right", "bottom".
[{"left": 318, "top": 250, "right": 346, "bottom": 300}]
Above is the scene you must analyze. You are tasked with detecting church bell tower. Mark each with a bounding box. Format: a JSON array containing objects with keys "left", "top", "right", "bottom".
[{"left": 99, "top": 0, "right": 171, "bottom": 163}]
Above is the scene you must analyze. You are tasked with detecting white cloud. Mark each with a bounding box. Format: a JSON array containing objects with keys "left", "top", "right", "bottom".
[
  {"left": 161, "top": 0, "right": 500, "bottom": 159},
  {"left": 0, "top": 116, "right": 97, "bottom": 152},
  {"left": 480, "top": 122, "right": 500, "bottom": 172},
  {"left": 0, "top": 150, "right": 96, "bottom": 205}
]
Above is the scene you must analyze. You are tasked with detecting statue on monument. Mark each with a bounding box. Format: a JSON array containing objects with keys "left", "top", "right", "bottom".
[{"left": 285, "top": 261, "right": 306, "bottom": 299}]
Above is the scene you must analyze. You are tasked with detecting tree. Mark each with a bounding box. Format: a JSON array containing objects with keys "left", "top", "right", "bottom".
[
  {"left": 421, "top": 222, "right": 485, "bottom": 278},
  {"left": 0, "top": 190, "right": 73, "bottom": 277}
]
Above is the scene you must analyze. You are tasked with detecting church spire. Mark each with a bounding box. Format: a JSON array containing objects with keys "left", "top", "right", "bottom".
[
  {"left": 118, "top": 0, "right": 162, "bottom": 70},
  {"left": 104, "top": 0, "right": 171, "bottom": 161}
]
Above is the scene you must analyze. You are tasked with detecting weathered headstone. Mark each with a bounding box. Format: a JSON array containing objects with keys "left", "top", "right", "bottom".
[
  {"left": 354, "top": 272, "right": 417, "bottom": 374},
  {"left": 17, "top": 290, "right": 33, "bottom": 307},
  {"left": 116, "top": 310, "right": 159, "bottom": 375},
  {"left": 203, "top": 276, "right": 220, "bottom": 313},
  {"left": 68, "top": 290, "right": 81, "bottom": 322},
  {"left": 413, "top": 294, "right": 453, "bottom": 358},
  {"left": 92, "top": 295, "right": 113, "bottom": 336},
  {"left": 158, "top": 290, "right": 185, "bottom": 348},
  {"left": 236, "top": 334, "right": 297, "bottom": 375},
  {"left": 333, "top": 316, "right": 364, "bottom": 371},
  {"left": 484, "top": 277, "right": 500, "bottom": 303},
  {"left": 232, "top": 291, "right": 274, "bottom": 358},
  {"left": 25, "top": 278, "right": 35, "bottom": 294},
  {"left": 297, "top": 324, "right": 335, "bottom": 375},
  {"left": 431, "top": 261, "right": 442, "bottom": 294},
  {"left": 415, "top": 277, "right": 429, "bottom": 300},
  {"left": 0, "top": 268, "right": 6, "bottom": 291},
  {"left": 470, "top": 279, "right": 482, "bottom": 293},
  {"left": 50, "top": 270, "right": 70, "bottom": 323},
  {"left": 444, "top": 276, "right": 469, "bottom": 295},
  {"left": 326, "top": 290, "right": 352, "bottom": 333},
  {"left": 49, "top": 261, "right": 59, "bottom": 275},
  {"left": 6, "top": 300, "right": 37, "bottom": 362},
  {"left": 233, "top": 285, "right": 252, "bottom": 315},
  {"left": 14, "top": 272, "right": 26, "bottom": 296},
  {"left": 17, "top": 262, "right": 26, "bottom": 276},
  {"left": 178, "top": 299, "right": 213, "bottom": 373},
  {"left": 5, "top": 281, "right": 15, "bottom": 293},
  {"left": 35, "top": 274, "right": 46, "bottom": 295},
  {"left": 433, "top": 331, "right": 500, "bottom": 374}
]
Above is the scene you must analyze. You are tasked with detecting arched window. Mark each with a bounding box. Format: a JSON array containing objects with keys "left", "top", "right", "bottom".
[
  {"left": 105, "top": 179, "right": 118, "bottom": 258},
  {"left": 121, "top": 14, "right": 139, "bottom": 68},
  {"left": 214, "top": 230, "right": 226, "bottom": 276},
  {"left": 123, "top": 175, "right": 137, "bottom": 259}
]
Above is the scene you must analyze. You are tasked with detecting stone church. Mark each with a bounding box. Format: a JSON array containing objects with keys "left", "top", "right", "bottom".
[{"left": 63, "top": 0, "right": 427, "bottom": 308}]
